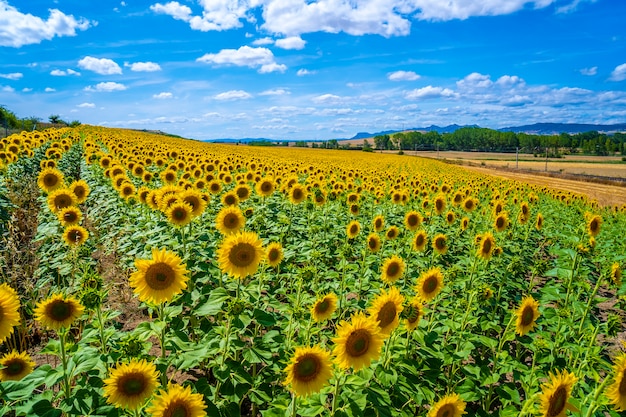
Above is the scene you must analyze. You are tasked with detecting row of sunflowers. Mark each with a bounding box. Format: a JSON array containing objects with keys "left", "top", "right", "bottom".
[{"left": 1, "top": 126, "right": 626, "bottom": 416}]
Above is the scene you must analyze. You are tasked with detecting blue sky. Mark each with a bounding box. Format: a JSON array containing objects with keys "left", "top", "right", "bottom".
[{"left": 1, "top": 0, "right": 625, "bottom": 140}]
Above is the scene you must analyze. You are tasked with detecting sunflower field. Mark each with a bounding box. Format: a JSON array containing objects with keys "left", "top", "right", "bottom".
[{"left": 1, "top": 126, "right": 626, "bottom": 417}]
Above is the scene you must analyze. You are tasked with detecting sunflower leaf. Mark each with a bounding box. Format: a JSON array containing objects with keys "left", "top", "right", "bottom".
[{"left": 195, "top": 287, "right": 230, "bottom": 316}]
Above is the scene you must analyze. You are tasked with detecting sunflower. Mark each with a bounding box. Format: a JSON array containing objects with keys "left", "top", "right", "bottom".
[
  {"left": 311, "top": 293, "right": 338, "bottom": 322},
  {"left": 256, "top": 178, "right": 275, "bottom": 197},
  {"left": 415, "top": 267, "right": 444, "bottom": 302},
  {"left": 445, "top": 211, "right": 456, "bottom": 225},
  {"left": 69, "top": 180, "right": 90, "bottom": 204},
  {"left": 215, "top": 206, "right": 246, "bottom": 235},
  {"left": 462, "top": 197, "right": 477, "bottom": 212},
  {"left": 493, "top": 212, "right": 509, "bottom": 232},
  {"left": 283, "top": 345, "right": 333, "bottom": 397},
  {"left": 346, "top": 220, "right": 361, "bottom": 239},
  {"left": 381, "top": 255, "right": 405, "bottom": 284},
  {"left": 366, "top": 233, "right": 382, "bottom": 252},
  {"left": 180, "top": 189, "right": 207, "bottom": 217},
  {"left": 607, "top": 353, "right": 626, "bottom": 411},
  {"left": 477, "top": 232, "right": 496, "bottom": 260},
  {"left": 434, "top": 195, "right": 446, "bottom": 215},
  {"left": 460, "top": 216, "right": 469, "bottom": 231},
  {"left": 427, "top": 393, "right": 467, "bottom": 417},
  {"left": 536, "top": 213, "right": 544, "bottom": 230},
  {"left": 0, "top": 284, "right": 21, "bottom": 344},
  {"left": 103, "top": 359, "right": 160, "bottom": 410},
  {"left": 372, "top": 215, "right": 385, "bottom": 232},
  {"left": 161, "top": 169, "right": 178, "bottom": 184},
  {"left": 404, "top": 211, "right": 422, "bottom": 231},
  {"left": 385, "top": 225, "right": 399, "bottom": 240},
  {"left": 62, "top": 225, "right": 89, "bottom": 246},
  {"left": 47, "top": 188, "right": 76, "bottom": 212},
  {"left": 217, "top": 231, "right": 265, "bottom": 279},
  {"left": 404, "top": 297, "right": 423, "bottom": 331},
  {"left": 515, "top": 296, "right": 540, "bottom": 336},
  {"left": 368, "top": 287, "right": 404, "bottom": 336},
  {"left": 289, "top": 184, "right": 308, "bottom": 205},
  {"left": 587, "top": 214, "right": 602, "bottom": 237},
  {"left": 538, "top": 369, "right": 578, "bottom": 417},
  {"left": 145, "top": 383, "right": 207, "bottom": 417},
  {"left": 333, "top": 312, "right": 384, "bottom": 371},
  {"left": 265, "top": 242, "right": 284, "bottom": 268},
  {"left": 432, "top": 233, "right": 447, "bottom": 255},
  {"left": 166, "top": 201, "right": 194, "bottom": 227},
  {"left": 611, "top": 262, "right": 622, "bottom": 287},
  {"left": 234, "top": 184, "right": 251, "bottom": 201},
  {"left": 221, "top": 191, "right": 239, "bottom": 207},
  {"left": 130, "top": 248, "right": 189, "bottom": 304},
  {"left": 37, "top": 167, "right": 65, "bottom": 193},
  {"left": 57, "top": 206, "right": 82, "bottom": 227},
  {"left": 0, "top": 351, "right": 35, "bottom": 382},
  {"left": 34, "top": 293, "right": 84, "bottom": 331},
  {"left": 349, "top": 203, "right": 359, "bottom": 216},
  {"left": 207, "top": 180, "right": 222, "bottom": 195},
  {"left": 412, "top": 230, "right": 428, "bottom": 252}
]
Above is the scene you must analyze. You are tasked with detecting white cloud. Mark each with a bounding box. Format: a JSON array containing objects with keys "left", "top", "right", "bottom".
[
  {"left": 213, "top": 90, "right": 252, "bottom": 100},
  {"left": 252, "top": 37, "right": 274, "bottom": 46},
  {"left": 275, "top": 36, "right": 306, "bottom": 50},
  {"left": 0, "top": 1, "right": 92, "bottom": 47},
  {"left": 126, "top": 61, "right": 162, "bottom": 72},
  {"left": 77, "top": 102, "right": 95, "bottom": 108},
  {"left": 150, "top": 2, "right": 192, "bottom": 21},
  {"left": 297, "top": 69, "right": 315, "bottom": 76},
  {"left": 153, "top": 92, "right": 173, "bottom": 99},
  {"left": 405, "top": 85, "right": 457, "bottom": 99},
  {"left": 413, "top": 0, "right": 556, "bottom": 21},
  {"left": 151, "top": 0, "right": 249, "bottom": 31},
  {"left": 609, "top": 63, "right": 626, "bottom": 81},
  {"left": 312, "top": 94, "right": 343, "bottom": 104},
  {"left": 50, "top": 69, "right": 80, "bottom": 76},
  {"left": 0, "top": 72, "right": 22, "bottom": 80},
  {"left": 84, "top": 82, "right": 127, "bottom": 92},
  {"left": 495, "top": 75, "right": 525, "bottom": 86},
  {"left": 456, "top": 72, "right": 493, "bottom": 89},
  {"left": 260, "top": 88, "right": 290, "bottom": 96},
  {"left": 388, "top": 70, "right": 420, "bottom": 81},
  {"left": 22, "top": 87, "right": 32, "bottom": 92},
  {"left": 1, "top": 85, "right": 14, "bottom": 92},
  {"left": 78, "top": 56, "right": 122, "bottom": 75},
  {"left": 44, "top": 87, "right": 56, "bottom": 92},
  {"left": 580, "top": 66, "right": 597, "bottom": 76},
  {"left": 197, "top": 46, "right": 285, "bottom": 73}
]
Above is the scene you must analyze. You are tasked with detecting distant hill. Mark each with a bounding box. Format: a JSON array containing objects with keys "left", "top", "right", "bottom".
[
  {"left": 498, "top": 123, "right": 626, "bottom": 135},
  {"left": 350, "top": 124, "right": 475, "bottom": 139}
]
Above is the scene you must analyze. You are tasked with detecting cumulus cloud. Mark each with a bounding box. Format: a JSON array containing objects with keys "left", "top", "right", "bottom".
[
  {"left": 213, "top": 90, "right": 252, "bottom": 100},
  {"left": 78, "top": 56, "right": 122, "bottom": 75},
  {"left": 388, "top": 70, "right": 420, "bottom": 81},
  {"left": 405, "top": 85, "right": 457, "bottom": 99},
  {"left": 260, "top": 88, "right": 290, "bottom": 95},
  {"left": 275, "top": 36, "right": 306, "bottom": 50},
  {"left": 580, "top": 66, "right": 597, "bottom": 76},
  {"left": 126, "top": 62, "right": 162, "bottom": 72},
  {"left": 1, "top": 85, "right": 15, "bottom": 92},
  {"left": 297, "top": 68, "right": 315, "bottom": 76},
  {"left": 413, "top": 0, "right": 556, "bottom": 21},
  {"left": 84, "top": 82, "right": 127, "bottom": 92},
  {"left": 197, "top": 46, "right": 286, "bottom": 73},
  {"left": 0, "top": 1, "right": 93, "bottom": 47},
  {"left": 153, "top": 92, "right": 173, "bottom": 99},
  {"left": 456, "top": 72, "right": 493, "bottom": 89},
  {"left": 312, "top": 94, "right": 343, "bottom": 104},
  {"left": 151, "top": 0, "right": 249, "bottom": 31},
  {"left": 0, "top": 72, "right": 22, "bottom": 80},
  {"left": 252, "top": 37, "right": 274, "bottom": 46},
  {"left": 44, "top": 87, "right": 56, "bottom": 92},
  {"left": 609, "top": 63, "right": 626, "bottom": 81},
  {"left": 77, "top": 102, "right": 95, "bottom": 108},
  {"left": 50, "top": 69, "right": 80, "bottom": 76}
]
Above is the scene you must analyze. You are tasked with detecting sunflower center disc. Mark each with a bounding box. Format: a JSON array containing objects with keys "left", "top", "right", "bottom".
[
  {"left": 436, "top": 239, "right": 445, "bottom": 250},
  {"left": 295, "top": 355, "right": 320, "bottom": 382},
  {"left": 521, "top": 307, "right": 534, "bottom": 326},
  {"left": 547, "top": 387, "right": 567, "bottom": 416},
  {"left": 169, "top": 402, "right": 190, "bottom": 417},
  {"left": 49, "top": 301, "right": 71, "bottom": 321},
  {"left": 377, "top": 302, "right": 396, "bottom": 328},
  {"left": 438, "top": 404, "right": 455, "bottom": 417},
  {"left": 415, "top": 236, "right": 424, "bottom": 246},
  {"left": 387, "top": 263, "right": 399, "bottom": 277},
  {"left": 6, "top": 360, "right": 23, "bottom": 375},
  {"left": 145, "top": 264, "right": 174, "bottom": 290},
  {"left": 174, "top": 209, "right": 186, "bottom": 220},
  {"left": 482, "top": 240, "right": 492, "bottom": 254},
  {"left": 268, "top": 249, "right": 279, "bottom": 262},
  {"left": 316, "top": 299, "right": 329, "bottom": 313},
  {"left": 424, "top": 277, "right": 437, "bottom": 294},
  {"left": 122, "top": 375, "right": 146, "bottom": 396},
  {"left": 346, "top": 330, "right": 370, "bottom": 357},
  {"left": 225, "top": 213, "right": 238, "bottom": 227},
  {"left": 230, "top": 243, "right": 253, "bottom": 267},
  {"left": 619, "top": 371, "right": 626, "bottom": 395},
  {"left": 44, "top": 175, "right": 57, "bottom": 186},
  {"left": 408, "top": 216, "right": 417, "bottom": 227}
]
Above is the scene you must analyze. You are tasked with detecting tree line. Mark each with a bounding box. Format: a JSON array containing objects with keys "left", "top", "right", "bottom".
[
  {"left": 373, "top": 127, "right": 626, "bottom": 156},
  {"left": 1, "top": 105, "right": 80, "bottom": 137}
]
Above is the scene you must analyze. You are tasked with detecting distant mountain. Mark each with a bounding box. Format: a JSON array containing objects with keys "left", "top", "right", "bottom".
[
  {"left": 498, "top": 123, "right": 626, "bottom": 134},
  {"left": 350, "top": 124, "right": 476, "bottom": 139}
]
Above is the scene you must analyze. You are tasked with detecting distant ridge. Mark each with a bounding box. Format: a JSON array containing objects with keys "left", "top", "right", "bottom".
[{"left": 498, "top": 122, "right": 626, "bottom": 135}]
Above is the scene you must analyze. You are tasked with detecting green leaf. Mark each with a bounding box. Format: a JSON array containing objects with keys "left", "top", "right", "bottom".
[
  {"left": 195, "top": 287, "right": 230, "bottom": 316},
  {"left": 253, "top": 308, "right": 277, "bottom": 327}
]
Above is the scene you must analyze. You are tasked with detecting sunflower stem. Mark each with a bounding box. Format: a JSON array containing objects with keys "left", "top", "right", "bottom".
[
  {"left": 330, "top": 374, "right": 343, "bottom": 416},
  {"left": 483, "top": 314, "right": 515, "bottom": 411},
  {"left": 95, "top": 303, "right": 108, "bottom": 354},
  {"left": 582, "top": 375, "right": 611, "bottom": 417},
  {"left": 58, "top": 327, "right": 72, "bottom": 400},
  {"left": 290, "top": 392, "right": 298, "bottom": 417},
  {"left": 157, "top": 303, "right": 168, "bottom": 386},
  {"left": 577, "top": 273, "right": 604, "bottom": 336}
]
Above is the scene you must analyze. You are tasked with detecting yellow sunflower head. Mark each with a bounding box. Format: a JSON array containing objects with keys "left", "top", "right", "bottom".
[
  {"left": 404, "top": 210, "right": 422, "bottom": 231},
  {"left": 289, "top": 184, "right": 308, "bottom": 205},
  {"left": 515, "top": 296, "right": 540, "bottom": 336},
  {"left": 283, "top": 345, "right": 333, "bottom": 397},
  {"left": 256, "top": 178, "right": 275, "bottom": 197},
  {"left": 368, "top": 286, "right": 404, "bottom": 336},
  {"left": 346, "top": 220, "right": 361, "bottom": 239},
  {"left": 477, "top": 232, "right": 496, "bottom": 260},
  {"left": 607, "top": 353, "right": 626, "bottom": 411},
  {"left": 57, "top": 206, "right": 83, "bottom": 227},
  {"left": 180, "top": 189, "right": 207, "bottom": 217},
  {"left": 47, "top": 188, "right": 76, "bottom": 213},
  {"left": 332, "top": 312, "right": 384, "bottom": 371},
  {"left": 221, "top": 191, "right": 239, "bottom": 207},
  {"left": 366, "top": 233, "right": 382, "bottom": 253},
  {"left": 103, "top": 359, "right": 160, "bottom": 410},
  {"left": 62, "top": 225, "right": 89, "bottom": 246},
  {"left": 462, "top": 197, "right": 477, "bottom": 212},
  {"left": 404, "top": 297, "right": 423, "bottom": 331},
  {"left": 434, "top": 195, "right": 446, "bottom": 215},
  {"left": 311, "top": 293, "right": 338, "bottom": 322},
  {"left": 166, "top": 201, "right": 194, "bottom": 227},
  {"left": 427, "top": 393, "right": 467, "bottom": 417},
  {"left": 445, "top": 211, "right": 456, "bottom": 225},
  {"left": 372, "top": 215, "right": 385, "bottom": 232},
  {"left": 34, "top": 293, "right": 84, "bottom": 331},
  {"left": 538, "top": 369, "right": 578, "bottom": 417},
  {"left": 385, "top": 225, "right": 400, "bottom": 240},
  {"left": 611, "top": 262, "right": 623, "bottom": 287},
  {"left": 432, "top": 233, "right": 448, "bottom": 255},
  {"left": 0, "top": 284, "right": 21, "bottom": 344},
  {"left": 494, "top": 212, "right": 509, "bottom": 232},
  {"left": 412, "top": 230, "right": 428, "bottom": 252},
  {"left": 145, "top": 383, "right": 208, "bottom": 417},
  {"left": 381, "top": 255, "right": 405, "bottom": 284},
  {"left": 0, "top": 351, "right": 35, "bottom": 382},
  {"left": 217, "top": 231, "right": 265, "bottom": 279},
  {"left": 415, "top": 267, "right": 444, "bottom": 302},
  {"left": 37, "top": 167, "right": 65, "bottom": 193},
  {"left": 215, "top": 206, "right": 246, "bottom": 235},
  {"left": 234, "top": 184, "right": 251, "bottom": 201},
  {"left": 265, "top": 242, "right": 284, "bottom": 268},
  {"left": 69, "top": 180, "right": 90, "bottom": 204},
  {"left": 130, "top": 248, "right": 189, "bottom": 304},
  {"left": 536, "top": 213, "right": 544, "bottom": 231},
  {"left": 460, "top": 216, "right": 470, "bottom": 231},
  {"left": 587, "top": 214, "right": 602, "bottom": 237}
]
